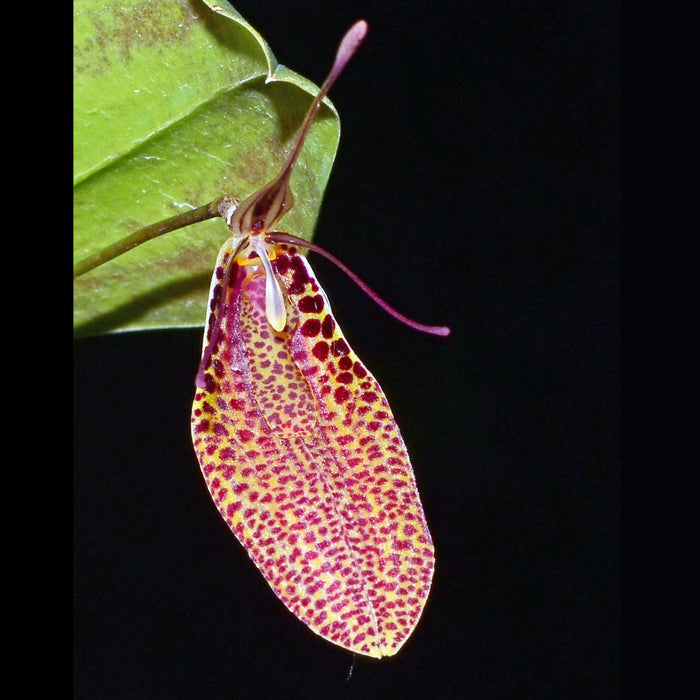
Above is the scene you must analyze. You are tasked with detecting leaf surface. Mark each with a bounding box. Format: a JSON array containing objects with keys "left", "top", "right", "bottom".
[{"left": 74, "top": 0, "right": 339, "bottom": 336}]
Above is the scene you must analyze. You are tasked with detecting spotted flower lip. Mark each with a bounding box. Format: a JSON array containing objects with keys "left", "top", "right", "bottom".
[
  {"left": 190, "top": 20, "right": 446, "bottom": 657},
  {"left": 192, "top": 242, "right": 435, "bottom": 657}
]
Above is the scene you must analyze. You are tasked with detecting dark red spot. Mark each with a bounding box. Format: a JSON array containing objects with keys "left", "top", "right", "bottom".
[
  {"left": 321, "top": 315, "right": 335, "bottom": 338},
  {"left": 298, "top": 294, "right": 324, "bottom": 313},
  {"left": 312, "top": 341, "right": 329, "bottom": 361},
  {"left": 353, "top": 362, "right": 367, "bottom": 378},
  {"left": 334, "top": 386, "right": 351, "bottom": 403},
  {"left": 288, "top": 281, "right": 304, "bottom": 295},
  {"left": 338, "top": 356, "right": 352, "bottom": 370},
  {"left": 330, "top": 339, "right": 349, "bottom": 356},
  {"left": 193, "top": 419, "right": 210, "bottom": 434},
  {"left": 203, "top": 373, "right": 217, "bottom": 392},
  {"left": 287, "top": 258, "right": 311, "bottom": 294},
  {"left": 209, "top": 285, "right": 222, "bottom": 311},
  {"left": 212, "top": 358, "right": 225, "bottom": 377},
  {"left": 274, "top": 254, "right": 290, "bottom": 275},
  {"left": 237, "top": 429, "right": 255, "bottom": 442},
  {"left": 361, "top": 391, "right": 378, "bottom": 404},
  {"left": 337, "top": 372, "right": 353, "bottom": 384},
  {"left": 226, "top": 501, "right": 242, "bottom": 516},
  {"left": 291, "top": 255, "right": 308, "bottom": 275},
  {"left": 300, "top": 319, "right": 321, "bottom": 337}
]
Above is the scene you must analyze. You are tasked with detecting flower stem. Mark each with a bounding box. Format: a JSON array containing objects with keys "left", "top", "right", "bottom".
[{"left": 73, "top": 196, "right": 226, "bottom": 278}]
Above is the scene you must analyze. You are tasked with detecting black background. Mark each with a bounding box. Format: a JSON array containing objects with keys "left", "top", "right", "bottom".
[{"left": 74, "top": 0, "right": 620, "bottom": 697}]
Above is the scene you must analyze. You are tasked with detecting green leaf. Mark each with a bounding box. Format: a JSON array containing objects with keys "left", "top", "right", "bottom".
[{"left": 74, "top": 0, "right": 340, "bottom": 336}]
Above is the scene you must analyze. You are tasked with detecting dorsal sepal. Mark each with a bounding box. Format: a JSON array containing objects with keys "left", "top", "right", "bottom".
[{"left": 227, "top": 21, "right": 369, "bottom": 237}]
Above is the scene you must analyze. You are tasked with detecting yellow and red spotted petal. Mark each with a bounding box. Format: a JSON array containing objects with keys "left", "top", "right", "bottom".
[{"left": 191, "top": 242, "right": 434, "bottom": 658}]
